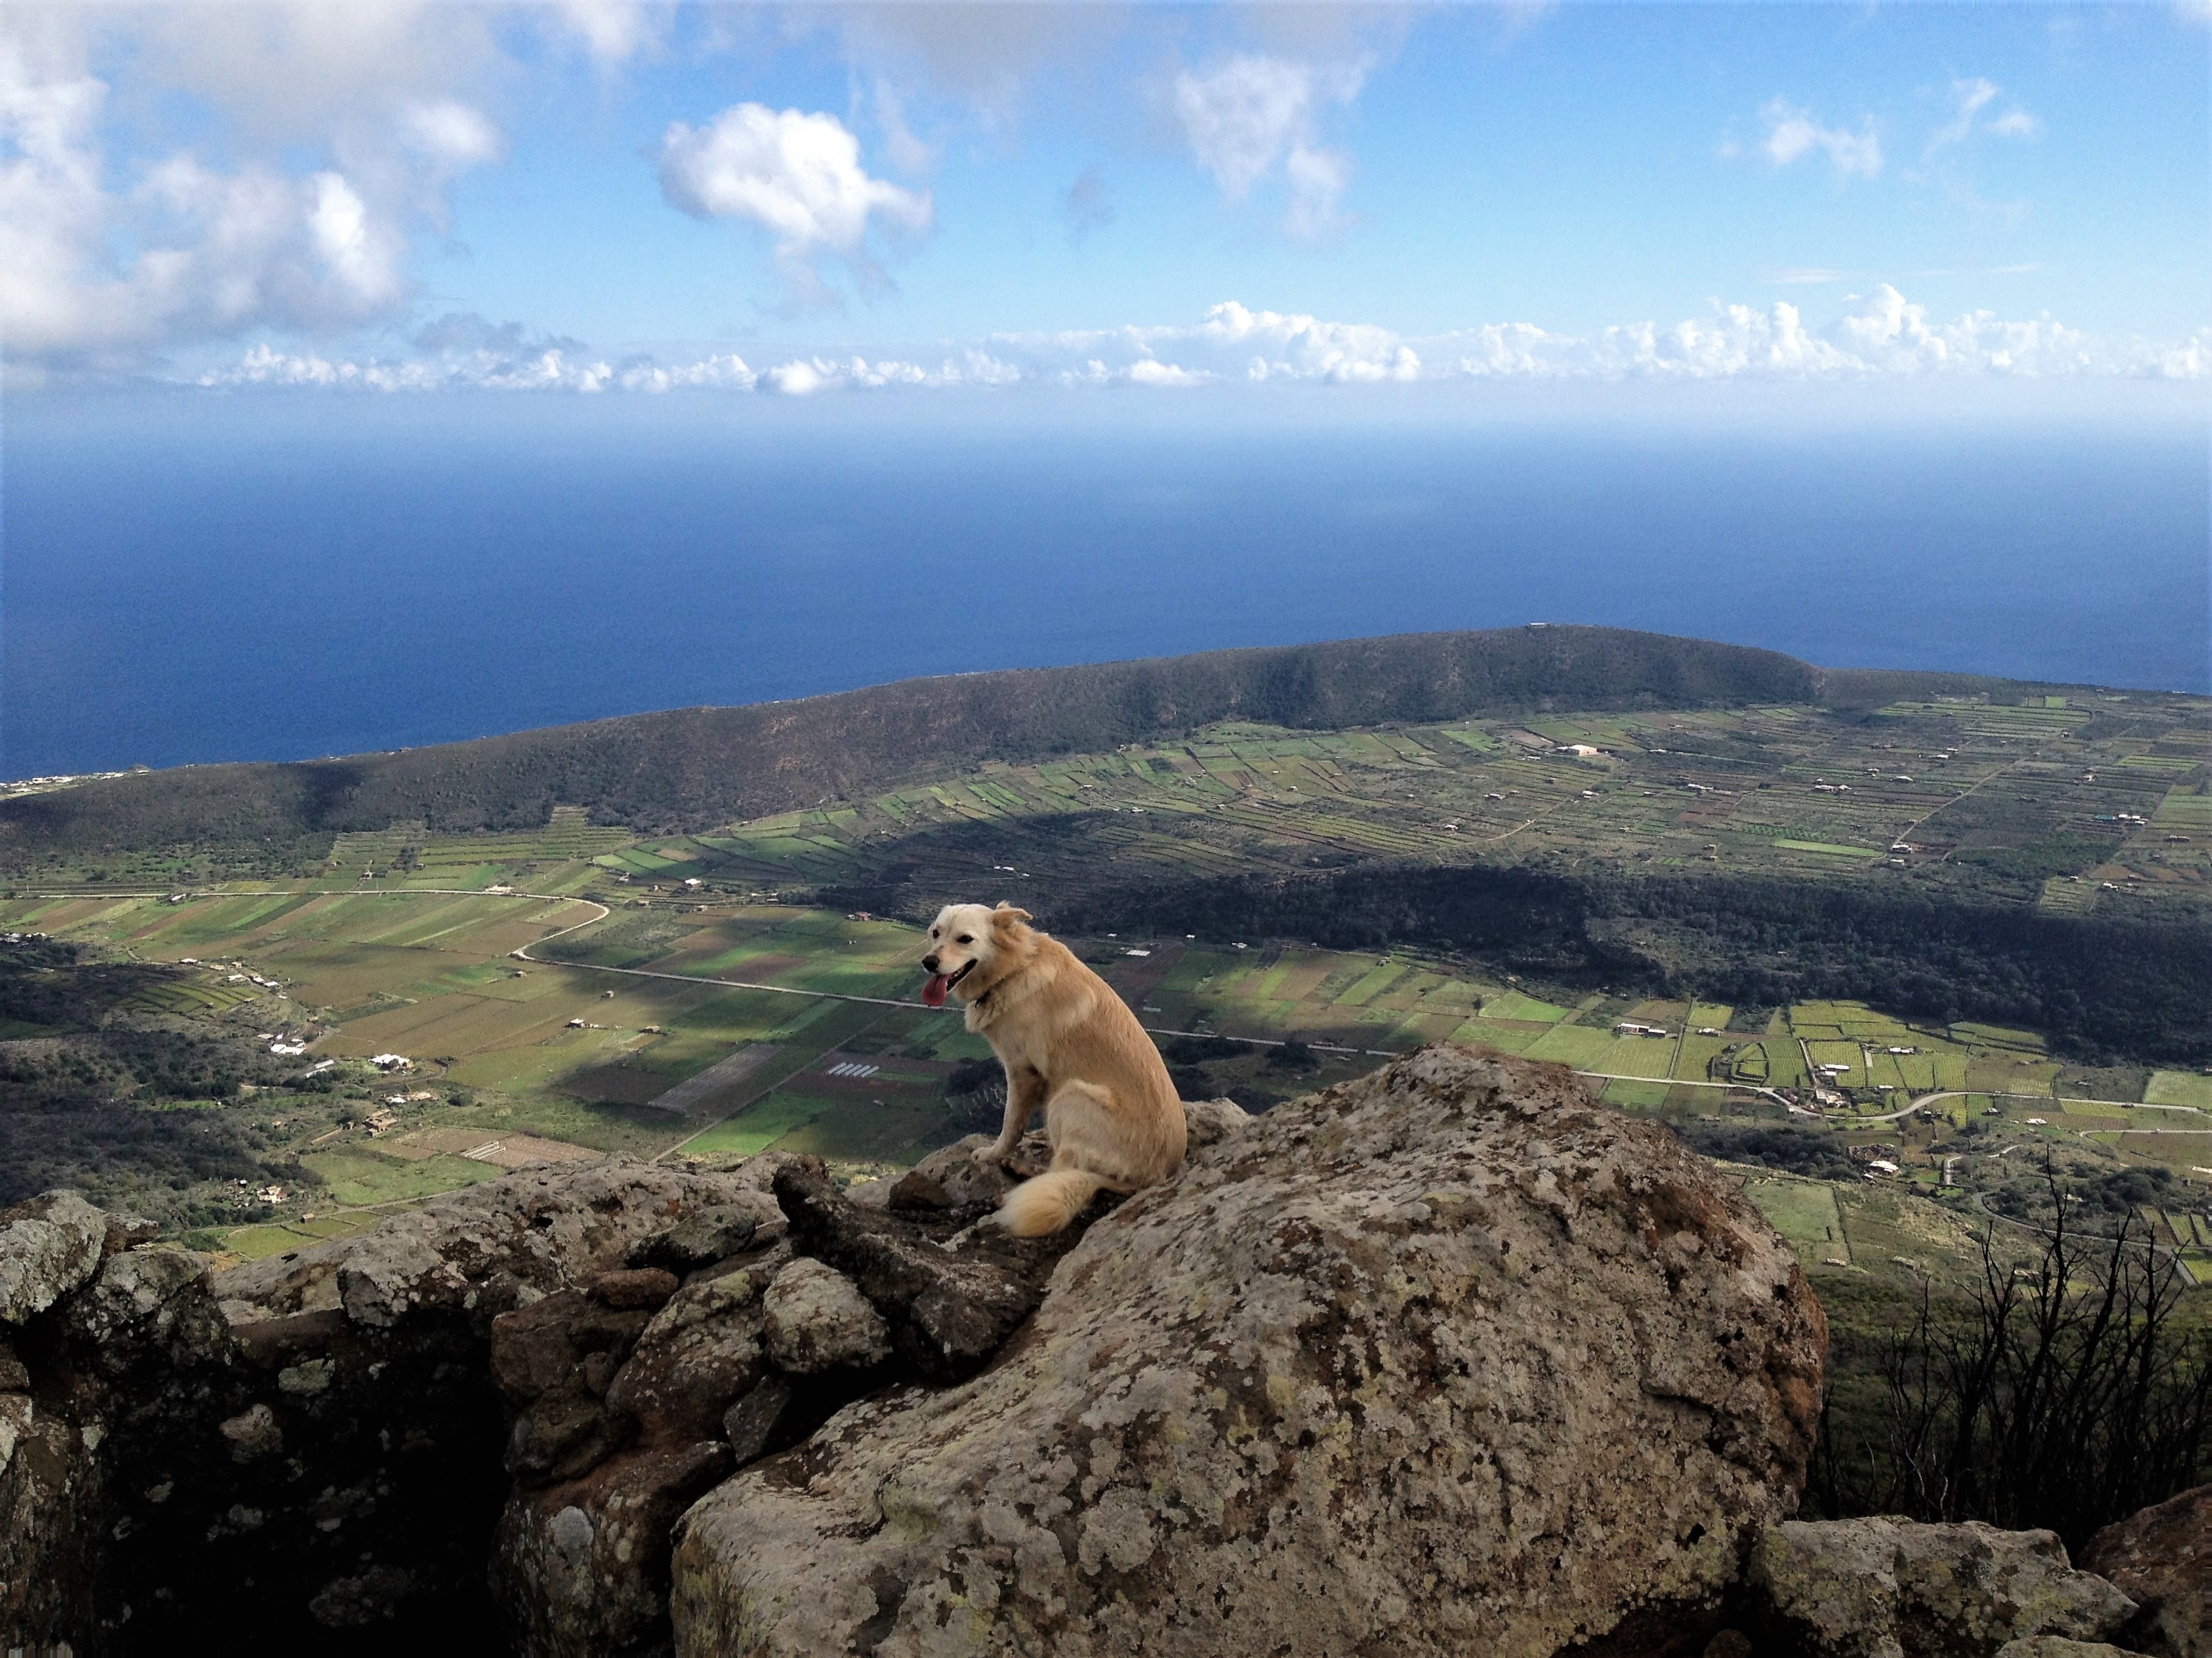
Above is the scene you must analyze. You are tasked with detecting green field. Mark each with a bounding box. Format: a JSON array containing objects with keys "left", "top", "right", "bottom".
[
  {"left": 1742, "top": 1175, "right": 1848, "bottom": 1268},
  {"left": 298, "top": 1150, "right": 497, "bottom": 1207},
  {"left": 2147, "top": 1071, "right": 2212, "bottom": 1109}
]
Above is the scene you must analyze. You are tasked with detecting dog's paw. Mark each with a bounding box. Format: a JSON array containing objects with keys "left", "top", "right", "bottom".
[{"left": 971, "top": 1143, "right": 1012, "bottom": 1169}]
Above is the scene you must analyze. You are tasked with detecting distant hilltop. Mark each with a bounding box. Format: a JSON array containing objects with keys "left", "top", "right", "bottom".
[{"left": 0, "top": 625, "right": 2117, "bottom": 870}]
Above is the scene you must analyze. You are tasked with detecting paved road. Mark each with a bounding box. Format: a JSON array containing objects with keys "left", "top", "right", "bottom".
[
  {"left": 1969, "top": 1190, "right": 2196, "bottom": 1283},
  {"left": 1847, "top": 1088, "right": 2199, "bottom": 1126}
]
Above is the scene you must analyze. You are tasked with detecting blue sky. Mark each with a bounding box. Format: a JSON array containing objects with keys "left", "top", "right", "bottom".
[{"left": 5, "top": 1, "right": 2207, "bottom": 397}]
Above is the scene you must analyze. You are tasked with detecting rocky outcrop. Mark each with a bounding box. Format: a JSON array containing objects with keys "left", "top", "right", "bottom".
[
  {"left": 2085, "top": 1483, "right": 2210, "bottom": 1658},
  {"left": 671, "top": 1045, "right": 1829, "bottom": 1657},
  {"left": 1743, "top": 1518, "right": 2139, "bottom": 1658},
  {"left": 0, "top": 1159, "right": 789, "bottom": 1652},
  {"left": 5, "top": 1051, "right": 2187, "bottom": 1658}
]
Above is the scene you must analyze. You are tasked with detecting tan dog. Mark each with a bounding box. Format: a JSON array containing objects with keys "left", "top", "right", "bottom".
[{"left": 920, "top": 902, "right": 1187, "bottom": 1237}]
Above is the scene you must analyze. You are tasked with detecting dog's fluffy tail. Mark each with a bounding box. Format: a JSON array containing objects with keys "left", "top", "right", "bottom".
[{"left": 996, "top": 1168, "right": 1109, "bottom": 1237}]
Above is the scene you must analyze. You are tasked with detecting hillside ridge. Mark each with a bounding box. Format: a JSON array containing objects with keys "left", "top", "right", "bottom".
[{"left": 0, "top": 625, "right": 2087, "bottom": 867}]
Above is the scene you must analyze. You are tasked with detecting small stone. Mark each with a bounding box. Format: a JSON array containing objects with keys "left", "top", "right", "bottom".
[
  {"left": 586, "top": 1268, "right": 679, "bottom": 1310},
  {"left": 1181, "top": 1096, "right": 1252, "bottom": 1148},
  {"left": 886, "top": 1136, "right": 1015, "bottom": 1213},
  {"left": 606, "top": 1270, "right": 770, "bottom": 1443},
  {"left": 218, "top": 1403, "right": 283, "bottom": 1463},
  {"left": 308, "top": 1564, "right": 417, "bottom": 1628},
  {"left": 1750, "top": 1518, "right": 2139, "bottom": 1658},
  {"left": 761, "top": 1260, "right": 888, "bottom": 1375},
  {"left": 626, "top": 1207, "right": 759, "bottom": 1272},
  {"left": 722, "top": 1377, "right": 792, "bottom": 1464},
  {"left": 278, "top": 1357, "right": 335, "bottom": 1395},
  {"left": 550, "top": 1504, "right": 594, "bottom": 1562},
  {"left": 102, "top": 1213, "right": 161, "bottom": 1254}
]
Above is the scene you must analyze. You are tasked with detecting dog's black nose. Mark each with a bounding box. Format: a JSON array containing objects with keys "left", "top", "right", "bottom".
[{"left": 922, "top": 953, "right": 940, "bottom": 972}]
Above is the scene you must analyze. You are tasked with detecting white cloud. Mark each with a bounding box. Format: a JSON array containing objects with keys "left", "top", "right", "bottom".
[
  {"left": 201, "top": 339, "right": 617, "bottom": 393},
  {"left": 658, "top": 103, "right": 932, "bottom": 297},
  {"left": 558, "top": 0, "right": 659, "bottom": 64},
  {"left": 1172, "top": 54, "right": 1364, "bottom": 237},
  {"left": 402, "top": 100, "right": 504, "bottom": 170},
  {"left": 0, "top": 22, "right": 502, "bottom": 366},
  {"left": 1929, "top": 78, "right": 2040, "bottom": 154},
  {"left": 1929, "top": 77, "right": 1999, "bottom": 152},
  {"left": 1199, "top": 301, "right": 1418, "bottom": 383},
  {"left": 869, "top": 80, "right": 936, "bottom": 178},
  {"left": 1123, "top": 358, "right": 1209, "bottom": 388},
  {"left": 1762, "top": 100, "right": 1883, "bottom": 178}
]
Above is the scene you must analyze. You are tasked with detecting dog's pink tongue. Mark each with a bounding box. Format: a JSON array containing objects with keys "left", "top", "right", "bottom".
[{"left": 922, "top": 974, "right": 950, "bottom": 1009}]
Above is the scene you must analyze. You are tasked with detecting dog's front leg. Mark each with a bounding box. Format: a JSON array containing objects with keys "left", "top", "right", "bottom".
[{"left": 979, "top": 1064, "right": 1045, "bottom": 1165}]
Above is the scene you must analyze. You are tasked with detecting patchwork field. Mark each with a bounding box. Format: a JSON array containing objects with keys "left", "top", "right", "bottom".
[
  {"left": 6, "top": 677, "right": 2206, "bottom": 1266},
  {"left": 12, "top": 874, "right": 2207, "bottom": 1274}
]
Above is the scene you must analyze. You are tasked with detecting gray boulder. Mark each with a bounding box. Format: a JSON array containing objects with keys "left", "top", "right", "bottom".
[
  {"left": 0, "top": 1190, "right": 107, "bottom": 1324},
  {"left": 604, "top": 1256, "right": 781, "bottom": 1443},
  {"left": 761, "top": 1258, "right": 890, "bottom": 1375},
  {"left": 670, "top": 1044, "right": 1827, "bottom": 1657},
  {"left": 2083, "top": 1484, "right": 2210, "bottom": 1658},
  {"left": 63, "top": 1243, "right": 229, "bottom": 1376},
  {"left": 1748, "top": 1518, "right": 2139, "bottom": 1658},
  {"left": 493, "top": 1440, "right": 733, "bottom": 1658},
  {"left": 219, "top": 1157, "right": 789, "bottom": 1330}
]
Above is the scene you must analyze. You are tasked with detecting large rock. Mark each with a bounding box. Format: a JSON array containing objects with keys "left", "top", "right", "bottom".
[
  {"left": 2085, "top": 1484, "right": 2211, "bottom": 1658},
  {"left": 220, "top": 1157, "right": 790, "bottom": 1329},
  {"left": 670, "top": 1045, "right": 1827, "bottom": 1657},
  {"left": 1747, "top": 1518, "right": 2139, "bottom": 1658},
  {"left": 605, "top": 1256, "right": 781, "bottom": 1444},
  {"left": 0, "top": 1159, "right": 795, "bottom": 1651},
  {"left": 62, "top": 1242, "right": 229, "bottom": 1375},
  {"left": 493, "top": 1440, "right": 733, "bottom": 1658},
  {"left": 0, "top": 1197, "right": 229, "bottom": 1645},
  {"left": 0, "top": 1190, "right": 107, "bottom": 1324},
  {"left": 487, "top": 1247, "right": 794, "bottom": 1658},
  {"left": 0, "top": 1386, "right": 102, "bottom": 1641}
]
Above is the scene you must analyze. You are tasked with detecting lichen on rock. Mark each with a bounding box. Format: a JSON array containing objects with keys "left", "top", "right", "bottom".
[
  {"left": 2083, "top": 1482, "right": 2210, "bottom": 1658},
  {"left": 1747, "top": 1517, "right": 2140, "bottom": 1658}
]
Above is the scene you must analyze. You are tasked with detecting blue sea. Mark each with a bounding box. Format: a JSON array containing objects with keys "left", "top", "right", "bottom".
[{"left": 5, "top": 390, "right": 2207, "bottom": 778}]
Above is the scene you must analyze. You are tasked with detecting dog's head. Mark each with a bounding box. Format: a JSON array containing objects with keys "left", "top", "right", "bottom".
[{"left": 920, "top": 901, "right": 1033, "bottom": 1008}]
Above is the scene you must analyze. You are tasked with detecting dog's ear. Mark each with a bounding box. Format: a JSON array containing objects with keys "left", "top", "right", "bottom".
[{"left": 992, "top": 903, "right": 1033, "bottom": 926}]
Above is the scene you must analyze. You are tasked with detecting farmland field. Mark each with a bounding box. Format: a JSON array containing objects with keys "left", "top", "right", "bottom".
[{"left": 2148, "top": 1071, "right": 2212, "bottom": 1109}]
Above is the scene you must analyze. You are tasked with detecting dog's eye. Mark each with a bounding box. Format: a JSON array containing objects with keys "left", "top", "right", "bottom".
[{"left": 956, "top": 934, "right": 972, "bottom": 945}]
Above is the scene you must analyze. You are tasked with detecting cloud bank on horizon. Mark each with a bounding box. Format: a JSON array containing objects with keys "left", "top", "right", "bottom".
[
  {"left": 197, "top": 291, "right": 2212, "bottom": 394},
  {"left": 3, "top": 1, "right": 2205, "bottom": 398}
]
